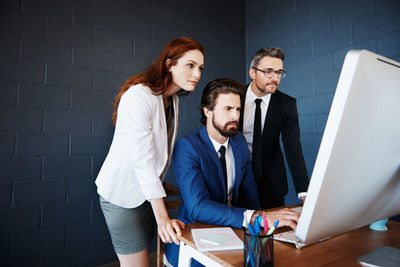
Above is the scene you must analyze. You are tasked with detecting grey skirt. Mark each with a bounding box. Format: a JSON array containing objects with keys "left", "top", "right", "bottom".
[{"left": 99, "top": 195, "right": 156, "bottom": 254}]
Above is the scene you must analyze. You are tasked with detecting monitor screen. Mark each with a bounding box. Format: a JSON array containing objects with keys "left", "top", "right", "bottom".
[{"left": 296, "top": 49, "right": 400, "bottom": 245}]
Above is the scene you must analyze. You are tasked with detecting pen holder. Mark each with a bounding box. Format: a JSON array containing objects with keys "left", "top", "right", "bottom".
[{"left": 243, "top": 230, "right": 274, "bottom": 267}]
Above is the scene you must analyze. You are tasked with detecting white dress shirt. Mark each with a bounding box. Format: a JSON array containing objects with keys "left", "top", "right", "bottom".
[
  {"left": 209, "top": 137, "right": 234, "bottom": 205},
  {"left": 208, "top": 136, "right": 255, "bottom": 227},
  {"left": 242, "top": 84, "right": 271, "bottom": 158}
]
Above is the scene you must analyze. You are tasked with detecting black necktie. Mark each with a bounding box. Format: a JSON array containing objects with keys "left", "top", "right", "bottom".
[
  {"left": 219, "top": 145, "right": 228, "bottom": 203},
  {"left": 252, "top": 99, "right": 263, "bottom": 182}
]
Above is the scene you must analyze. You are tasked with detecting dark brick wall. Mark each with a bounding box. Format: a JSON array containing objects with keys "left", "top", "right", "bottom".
[
  {"left": 0, "top": 0, "right": 245, "bottom": 266},
  {"left": 245, "top": 0, "right": 400, "bottom": 205}
]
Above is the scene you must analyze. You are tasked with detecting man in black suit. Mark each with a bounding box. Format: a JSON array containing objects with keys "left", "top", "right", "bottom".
[{"left": 239, "top": 47, "right": 309, "bottom": 209}]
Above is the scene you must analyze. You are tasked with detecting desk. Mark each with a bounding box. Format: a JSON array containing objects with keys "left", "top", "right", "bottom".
[{"left": 177, "top": 221, "right": 400, "bottom": 267}]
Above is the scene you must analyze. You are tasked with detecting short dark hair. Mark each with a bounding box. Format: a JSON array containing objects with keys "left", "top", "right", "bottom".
[
  {"left": 250, "top": 47, "right": 285, "bottom": 68},
  {"left": 200, "top": 78, "right": 244, "bottom": 125}
]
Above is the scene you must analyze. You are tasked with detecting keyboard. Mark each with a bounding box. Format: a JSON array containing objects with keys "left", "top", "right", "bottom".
[{"left": 273, "top": 230, "right": 306, "bottom": 249}]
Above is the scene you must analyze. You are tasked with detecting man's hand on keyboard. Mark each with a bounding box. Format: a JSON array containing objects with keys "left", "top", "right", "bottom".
[{"left": 254, "top": 208, "right": 300, "bottom": 230}]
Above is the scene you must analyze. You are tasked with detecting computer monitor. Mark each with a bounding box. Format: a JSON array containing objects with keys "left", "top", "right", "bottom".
[{"left": 295, "top": 49, "right": 400, "bottom": 245}]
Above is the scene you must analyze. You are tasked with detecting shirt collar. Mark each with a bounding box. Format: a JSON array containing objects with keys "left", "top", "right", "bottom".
[
  {"left": 246, "top": 82, "right": 272, "bottom": 104},
  {"left": 209, "top": 135, "right": 229, "bottom": 153}
]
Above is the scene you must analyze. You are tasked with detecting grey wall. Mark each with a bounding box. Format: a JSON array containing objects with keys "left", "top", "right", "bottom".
[
  {"left": 0, "top": 0, "right": 245, "bottom": 266},
  {"left": 246, "top": 0, "right": 400, "bottom": 204}
]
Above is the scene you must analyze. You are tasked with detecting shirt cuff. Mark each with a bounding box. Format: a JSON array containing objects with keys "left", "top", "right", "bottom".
[
  {"left": 297, "top": 192, "right": 307, "bottom": 199},
  {"left": 242, "top": 210, "right": 255, "bottom": 228},
  {"left": 142, "top": 180, "right": 167, "bottom": 200}
]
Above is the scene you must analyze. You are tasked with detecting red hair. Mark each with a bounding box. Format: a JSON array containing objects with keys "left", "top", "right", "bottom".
[{"left": 112, "top": 37, "right": 204, "bottom": 125}]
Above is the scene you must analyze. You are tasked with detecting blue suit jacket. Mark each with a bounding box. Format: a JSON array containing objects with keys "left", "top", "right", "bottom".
[{"left": 165, "top": 126, "right": 260, "bottom": 266}]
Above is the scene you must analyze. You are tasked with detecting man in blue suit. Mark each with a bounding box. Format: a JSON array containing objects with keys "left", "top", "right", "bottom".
[{"left": 165, "top": 78, "right": 300, "bottom": 267}]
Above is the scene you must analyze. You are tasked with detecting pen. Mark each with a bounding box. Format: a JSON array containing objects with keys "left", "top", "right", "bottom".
[
  {"left": 248, "top": 248, "right": 255, "bottom": 267},
  {"left": 262, "top": 212, "right": 269, "bottom": 235},
  {"left": 257, "top": 214, "right": 263, "bottom": 226},
  {"left": 266, "top": 220, "right": 279, "bottom": 235},
  {"left": 254, "top": 215, "right": 261, "bottom": 235},
  {"left": 248, "top": 222, "right": 256, "bottom": 235},
  {"left": 246, "top": 222, "right": 256, "bottom": 267}
]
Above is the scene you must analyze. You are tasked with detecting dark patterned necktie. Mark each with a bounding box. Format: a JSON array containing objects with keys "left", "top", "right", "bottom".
[
  {"left": 219, "top": 145, "right": 228, "bottom": 203},
  {"left": 252, "top": 99, "right": 263, "bottom": 182}
]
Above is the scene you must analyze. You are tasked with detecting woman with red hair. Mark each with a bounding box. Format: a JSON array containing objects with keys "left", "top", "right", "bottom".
[{"left": 95, "top": 37, "right": 205, "bottom": 266}]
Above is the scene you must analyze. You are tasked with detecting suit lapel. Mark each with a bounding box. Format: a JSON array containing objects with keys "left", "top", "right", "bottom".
[
  {"left": 199, "top": 127, "right": 227, "bottom": 197},
  {"left": 239, "top": 91, "right": 246, "bottom": 131},
  {"left": 229, "top": 138, "right": 240, "bottom": 201},
  {"left": 262, "top": 91, "right": 278, "bottom": 136},
  {"left": 169, "top": 95, "right": 179, "bottom": 158},
  {"left": 241, "top": 87, "right": 278, "bottom": 137},
  {"left": 156, "top": 94, "right": 168, "bottom": 163}
]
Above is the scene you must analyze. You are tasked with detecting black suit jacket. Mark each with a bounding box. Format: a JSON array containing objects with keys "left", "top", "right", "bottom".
[{"left": 239, "top": 89, "right": 309, "bottom": 198}]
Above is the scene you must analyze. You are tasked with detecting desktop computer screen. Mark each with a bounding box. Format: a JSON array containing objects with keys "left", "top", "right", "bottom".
[{"left": 295, "top": 49, "right": 400, "bottom": 245}]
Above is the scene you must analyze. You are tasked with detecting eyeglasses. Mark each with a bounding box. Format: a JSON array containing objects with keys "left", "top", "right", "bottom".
[{"left": 252, "top": 67, "right": 287, "bottom": 79}]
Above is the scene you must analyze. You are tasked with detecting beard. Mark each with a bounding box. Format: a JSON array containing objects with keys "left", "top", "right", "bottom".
[
  {"left": 212, "top": 117, "right": 239, "bottom": 138},
  {"left": 255, "top": 80, "right": 279, "bottom": 95}
]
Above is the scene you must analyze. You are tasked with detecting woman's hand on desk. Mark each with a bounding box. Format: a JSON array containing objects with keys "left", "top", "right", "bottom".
[
  {"left": 254, "top": 208, "right": 300, "bottom": 230},
  {"left": 157, "top": 217, "right": 185, "bottom": 245},
  {"left": 151, "top": 198, "right": 185, "bottom": 245}
]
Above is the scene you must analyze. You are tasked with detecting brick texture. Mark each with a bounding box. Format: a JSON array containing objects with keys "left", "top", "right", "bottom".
[
  {"left": 0, "top": 106, "right": 43, "bottom": 132},
  {"left": 43, "top": 202, "right": 91, "bottom": 227},
  {"left": 44, "top": 156, "right": 91, "bottom": 179},
  {"left": 17, "top": 134, "right": 69, "bottom": 156},
  {"left": 74, "top": 47, "right": 115, "bottom": 71},
  {"left": 0, "top": 207, "right": 41, "bottom": 233},
  {"left": 0, "top": 183, "right": 12, "bottom": 208},
  {"left": 45, "top": 110, "right": 91, "bottom": 133},
  {"left": 1, "top": 157, "right": 42, "bottom": 181},
  {"left": 46, "top": 64, "right": 93, "bottom": 90},
  {"left": 12, "top": 227, "right": 65, "bottom": 259},
  {"left": 13, "top": 181, "right": 66, "bottom": 206},
  {"left": 19, "top": 83, "right": 70, "bottom": 109},
  {"left": 0, "top": 81, "right": 17, "bottom": 105}
]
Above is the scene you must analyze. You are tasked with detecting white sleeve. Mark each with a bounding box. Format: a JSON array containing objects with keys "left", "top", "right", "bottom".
[
  {"left": 297, "top": 192, "right": 307, "bottom": 199},
  {"left": 116, "top": 87, "right": 166, "bottom": 200},
  {"left": 243, "top": 210, "right": 256, "bottom": 228}
]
